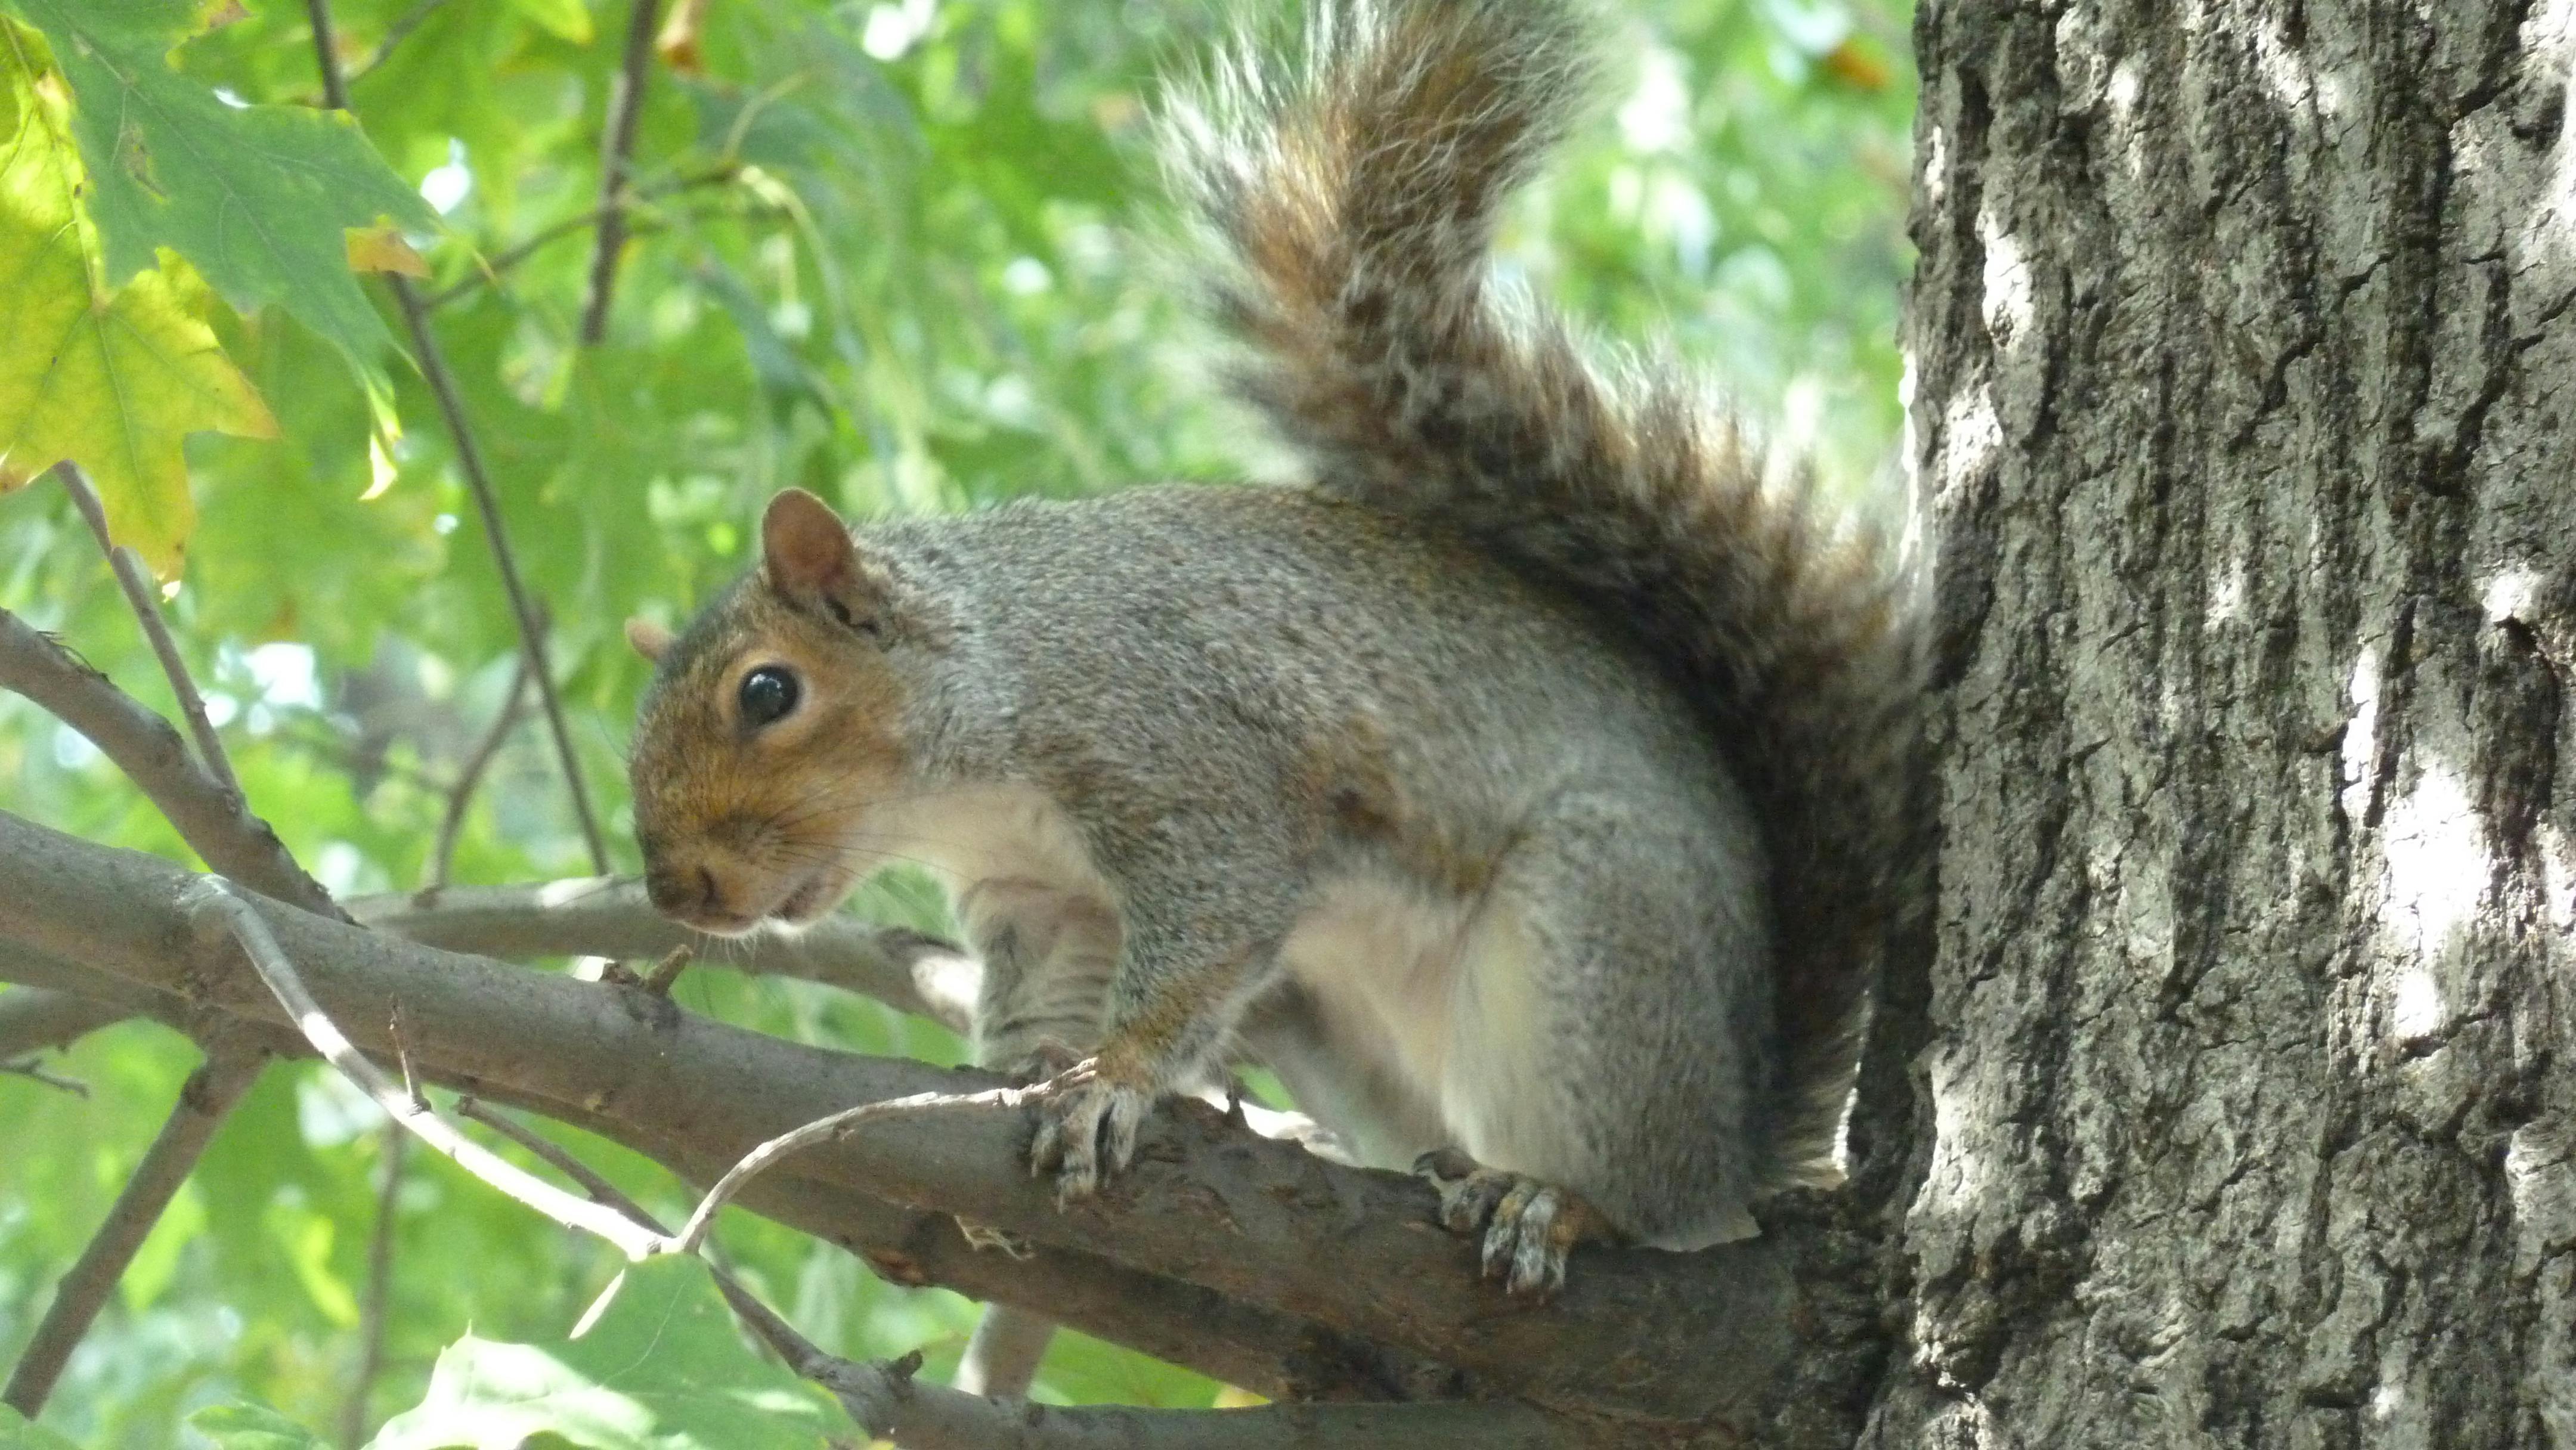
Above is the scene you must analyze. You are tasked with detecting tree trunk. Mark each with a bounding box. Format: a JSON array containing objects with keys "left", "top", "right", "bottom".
[{"left": 1892, "top": 1, "right": 2575, "bottom": 1445}]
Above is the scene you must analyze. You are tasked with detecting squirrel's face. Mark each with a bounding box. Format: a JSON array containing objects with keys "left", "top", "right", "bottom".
[{"left": 625, "top": 489, "right": 916, "bottom": 937}]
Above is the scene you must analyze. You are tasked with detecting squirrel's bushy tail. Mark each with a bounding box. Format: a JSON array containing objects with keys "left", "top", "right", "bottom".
[{"left": 1165, "top": 0, "right": 1926, "bottom": 1183}]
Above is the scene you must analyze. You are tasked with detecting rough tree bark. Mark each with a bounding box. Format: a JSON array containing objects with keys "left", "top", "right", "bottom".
[{"left": 1891, "top": 1, "right": 2575, "bottom": 1445}]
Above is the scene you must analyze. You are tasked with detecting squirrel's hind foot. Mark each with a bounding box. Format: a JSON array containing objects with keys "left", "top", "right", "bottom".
[{"left": 1414, "top": 1147, "right": 1617, "bottom": 1300}]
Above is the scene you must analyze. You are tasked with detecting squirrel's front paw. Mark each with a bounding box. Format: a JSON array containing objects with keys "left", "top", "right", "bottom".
[
  {"left": 1414, "top": 1147, "right": 1615, "bottom": 1299},
  {"left": 1029, "top": 1067, "right": 1153, "bottom": 1203}
]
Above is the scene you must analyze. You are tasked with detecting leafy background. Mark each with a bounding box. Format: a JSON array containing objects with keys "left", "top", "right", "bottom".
[{"left": 0, "top": 0, "right": 1913, "bottom": 1442}]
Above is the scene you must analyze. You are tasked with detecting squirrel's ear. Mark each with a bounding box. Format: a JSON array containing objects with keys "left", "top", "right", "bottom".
[
  {"left": 624, "top": 618, "right": 675, "bottom": 664},
  {"left": 760, "top": 488, "right": 888, "bottom": 630}
]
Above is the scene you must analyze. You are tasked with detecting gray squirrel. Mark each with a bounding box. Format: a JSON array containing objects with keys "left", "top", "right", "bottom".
[{"left": 623, "top": 0, "right": 1924, "bottom": 1300}]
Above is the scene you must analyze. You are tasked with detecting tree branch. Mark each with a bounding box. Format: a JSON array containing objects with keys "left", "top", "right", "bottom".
[
  {"left": 54, "top": 463, "right": 240, "bottom": 799},
  {"left": 580, "top": 0, "right": 667, "bottom": 343},
  {"left": 2, "top": 1047, "right": 263, "bottom": 1417},
  {"left": 305, "top": 0, "right": 612, "bottom": 878},
  {"left": 955, "top": 1304, "right": 1055, "bottom": 1397},
  {"left": 450, "top": 1103, "right": 1560, "bottom": 1450},
  {"left": 0, "top": 987, "right": 129, "bottom": 1061},
  {"left": 348, "top": 879, "right": 979, "bottom": 1033},
  {"left": 0, "top": 606, "right": 339, "bottom": 917},
  {"left": 185, "top": 876, "right": 667, "bottom": 1258},
  {"left": 0, "top": 810, "right": 1789, "bottom": 1429}
]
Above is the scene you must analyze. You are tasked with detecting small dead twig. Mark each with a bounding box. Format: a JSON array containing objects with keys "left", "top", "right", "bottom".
[
  {"left": 580, "top": 0, "right": 668, "bottom": 343},
  {"left": 640, "top": 944, "right": 693, "bottom": 997},
  {"left": 2, "top": 1049, "right": 262, "bottom": 1416},
  {"left": 670, "top": 1065, "right": 1095, "bottom": 1255},
  {"left": 55, "top": 463, "right": 240, "bottom": 799}
]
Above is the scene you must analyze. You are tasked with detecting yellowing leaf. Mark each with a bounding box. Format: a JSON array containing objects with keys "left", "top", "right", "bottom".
[
  {"left": 0, "top": 21, "right": 275, "bottom": 577},
  {"left": 1820, "top": 38, "right": 1891, "bottom": 93},
  {"left": 11, "top": 0, "right": 438, "bottom": 397},
  {"left": 346, "top": 223, "right": 430, "bottom": 277}
]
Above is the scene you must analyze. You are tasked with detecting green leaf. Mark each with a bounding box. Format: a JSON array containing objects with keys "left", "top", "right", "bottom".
[
  {"left": 367, "top": 1255, "right": 859, "bottom": 1450},
  {"left": 506, "top": 0, "right": 595, "bottom": 46},
  {"left": 5, "top": 0, "right": 438, "bottom": 392},
  {"left": 0, "top": 1406, "right": 86, "bottom": 1450},
  {"left": 0, "top": 19, "right": 276, "bottom": 576},
  {"left": 190, "top": 1403, "right": 333, "bottom": 1450}
]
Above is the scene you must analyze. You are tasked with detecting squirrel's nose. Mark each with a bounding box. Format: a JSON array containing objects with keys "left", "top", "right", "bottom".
[{"left": 645, "top": 863, "right": 723, "bottom": 919}]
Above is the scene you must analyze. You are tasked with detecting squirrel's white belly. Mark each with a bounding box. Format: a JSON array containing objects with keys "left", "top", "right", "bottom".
[{"left": 1277, "top": 872, "right": 1555, "bottom": 1178}]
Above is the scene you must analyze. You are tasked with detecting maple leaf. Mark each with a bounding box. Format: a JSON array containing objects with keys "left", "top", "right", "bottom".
[
  {"left": 9, "top": 0, "right": 438, "bottom": 395},
  {"left": 0, "top": 21, "right": 274, "bottom": 578}
]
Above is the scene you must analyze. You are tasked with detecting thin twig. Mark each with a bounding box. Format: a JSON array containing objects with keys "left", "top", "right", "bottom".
[
  {"left": 671, "top": 1065, "right": 1094, "bottom": 1254},
  {"left": 423, "top": 658, "right": 529, "bottom": 895},
  {"left": 185, "top": 877, "right": 664, "bottom": 1257},
  {"left": 2, "top": 1048, "right": 262, "bottom": 1416},
  {"left": 389, "top": 1005, "right": 425, "bottom": 1112},
  {"left": 390, "top": 279, "right": 609, "bottom": 875},
  {"left": 54, "top": 463, "right": 241, "bottom": 799},
  {"left": 457, "top": 1097, "right": 648, "bottom": 1215},
  {"left": 346, "top": 0, "right": 451, "bottom": 85},
  {"left": 581, "top": 0, "right": 668, "bottom": 343},
  {"left": 338, "top": 1126, "right": 408, "bottom": 1450},
  {"left": 0, "top": 1057, "right": 88, "bottom": 1096},
  {"left": 0, "top": 606, "right": 342, "bottom": 918},
  {"left": 305, "top": 0, "right": 612, "bottom": 878},
  {"left": 425, "top": 169, "right": 747, "bottom": 310}
]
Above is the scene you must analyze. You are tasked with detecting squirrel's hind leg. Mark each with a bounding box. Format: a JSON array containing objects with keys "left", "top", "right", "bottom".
[{"left": 1432, "top": 793, "right": 1771, "bottom": 1265}]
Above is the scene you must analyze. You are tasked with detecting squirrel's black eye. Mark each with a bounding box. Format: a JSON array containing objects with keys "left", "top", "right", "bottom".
[{"left": 738, "top": 666, "right": 800, "bottom": 727}]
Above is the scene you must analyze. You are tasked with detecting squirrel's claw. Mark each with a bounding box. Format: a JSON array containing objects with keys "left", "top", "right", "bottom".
[
  {"left": 1414, "top": 1148, "right": 1611, "bottom": 1300},
  {"left": 1030, "top": 1070, "right": 1150, "bottom": 1204}
]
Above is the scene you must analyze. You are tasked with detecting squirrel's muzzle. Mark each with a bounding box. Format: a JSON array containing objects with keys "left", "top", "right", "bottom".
[{"left": 643, "top": 858, "right": 758, "bottom": 935}]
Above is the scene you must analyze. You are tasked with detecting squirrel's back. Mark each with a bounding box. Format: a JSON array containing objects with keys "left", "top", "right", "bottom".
[
  {"left": 870, "top": 485, "right": 1741, "bottom": 824},
  {"left": 1163, "top": 0, "right": 1927, "bottom": 1179}
]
